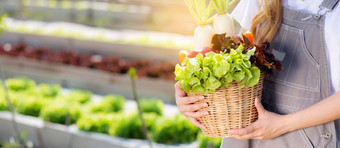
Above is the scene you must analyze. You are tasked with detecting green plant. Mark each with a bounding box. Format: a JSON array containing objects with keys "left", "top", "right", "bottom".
[
  {"left": 140, "top": 98, "right": 163, "bottom": 115},
  {"left": 175, "top": 45, "right": 260, "bottom": 94},
  {"left": 0, "top": 85, "right": 8, "bottom": 111},
  {"left": 127, "top": 68, "right": 153, "bottom": 147},
  {"left": 77, "top": 113, "right": 119, "bottom": 134},
  {"left": 36, "top": 83, "right": 60, "bottom": 98},
  {"left": 211, "top": 0, "right": 237, "bottom": 15},
  {"left": 66, "top": 89, "right": 92, "bottom": 104},
  {"left": 198, "top": 132, "right": 222, "bottom": 148},
  {"left": 8, "top": 92, "right": 26, "bottom": 109},
  {"left": 152, "top": 114, "right": 199, "bottom": 144},
  {"left": 6, "top": 77, "right": 36, "bottom": 92},
  {"left": 109, "top": 112, "right": 158, "bottom": 139},
  {"left": 0, "top": 98, "right": 8, "bottom": 111},
  {"left": 0, "top": 131, "right": 34, "bottom": 148},
  {"left": 86, "top": 95, "right": 125, "bottom": 113},
  {"left": 0, "top": 14, "right": 7, "bottom": 33},
  {"left": 184, "top": 0, "right": 215, "bottom": 25},
  {"left": 40, "top": 100, "right": 81, "bottom": 125},
  {"left": 16, "top": 96, "right": 45, "bottom": 117}
]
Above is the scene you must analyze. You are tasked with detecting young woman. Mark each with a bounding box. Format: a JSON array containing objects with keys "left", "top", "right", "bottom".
[{"left": 175, "top": 0, "right": 340, "bottom": 147}]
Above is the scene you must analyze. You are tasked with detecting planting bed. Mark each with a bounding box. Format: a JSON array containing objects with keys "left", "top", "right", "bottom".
[
  {"left": 0, "top": 31, "right": 180, "bottom": 102},
  {"left": 0, "top": 77, "right": 222, "bottom": 148}
]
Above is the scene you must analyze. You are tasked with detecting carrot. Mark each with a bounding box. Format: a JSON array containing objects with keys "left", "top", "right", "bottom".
[
  {"left": 178, "top": 50, "right": 189, "bottom": 64},
  {"left": 244, "top": 31, "right": 254, "bottom": 44}
]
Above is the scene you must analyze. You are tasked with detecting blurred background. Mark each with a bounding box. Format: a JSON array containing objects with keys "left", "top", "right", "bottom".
[{"left": 0, "top": 0, "right": 239, "bottom": 147}]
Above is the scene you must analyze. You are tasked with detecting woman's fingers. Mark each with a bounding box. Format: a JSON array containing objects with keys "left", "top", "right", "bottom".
[
  {"left": 176, "top": 95, "right": 204, "bottom": 105},
  {"left": 174, "top": 82, "right": 208, "bottom": 130},
  {"left": 174, "top": 82, "right": 186, "bottom": 97},
  {"left": 255, "top": 97, "right": 265, "bottom": 115},
  {"left": 188, "top": 117, "right": 207, "bottom": 129},
  {"left": 179, "top": 102, "right": 208, "bottom": 112},
  {"left": 184, "top": 111, "right": 209, "bottom": 118},
  {"left": 229, "top": 123, "right": 256, "bottom": 136}
]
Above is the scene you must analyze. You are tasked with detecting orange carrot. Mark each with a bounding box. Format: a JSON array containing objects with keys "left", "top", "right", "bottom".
[
  {"left": 178, "top": 50, "right": 189, "bottom": 64},
  {"left": 244, "top": 31, "right": 254, "bottom": 44}
]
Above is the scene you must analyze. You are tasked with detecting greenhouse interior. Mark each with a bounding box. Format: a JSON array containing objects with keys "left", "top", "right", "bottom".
[{"left": 0, "top": 0, "right": 244, "bottom": 148}]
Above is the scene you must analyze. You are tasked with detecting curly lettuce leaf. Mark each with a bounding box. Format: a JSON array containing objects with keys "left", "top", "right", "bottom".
[{"left": 174, "top": 46, "right": 261, "bottom": 94}]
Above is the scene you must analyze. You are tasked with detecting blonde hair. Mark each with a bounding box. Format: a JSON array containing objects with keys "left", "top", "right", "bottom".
[{"left": 250, "top": 0, "right": 283, "bottom": 44}]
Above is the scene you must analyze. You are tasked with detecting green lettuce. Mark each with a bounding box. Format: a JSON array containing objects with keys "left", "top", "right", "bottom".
[{"left": 175, "top": 45, "right": 260, "bottom": 94}]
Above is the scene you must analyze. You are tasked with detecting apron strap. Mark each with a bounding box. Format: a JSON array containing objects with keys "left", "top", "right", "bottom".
[
  {"left": 320, "top": 0, "right": 339, "bottom": 11},
  {"left": 315, "top": 0, "right": 339, "bottom": 20}
]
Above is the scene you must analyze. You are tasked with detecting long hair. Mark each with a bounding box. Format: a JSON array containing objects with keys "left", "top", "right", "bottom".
[{"left": 250, "top": 0, "right": 283, "bottom": 44}]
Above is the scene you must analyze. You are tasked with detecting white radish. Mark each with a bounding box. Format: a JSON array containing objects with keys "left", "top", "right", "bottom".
[
  {"left": 213, "top": 13, "right": 234, "bottom": 36},
  {"left": 184, "top": 0, "right": 215, "bottom": 50},
  {"left": 211, "top": 0, "right": 237, "bottom": 36},
  {"left": 194, "top": 25, "right": 214, "bottom": 50}
]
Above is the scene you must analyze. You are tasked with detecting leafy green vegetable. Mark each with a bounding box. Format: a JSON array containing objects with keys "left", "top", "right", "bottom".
[
  {"left": 211, "top": 34, "right": 283, "bottom": 73},
  {"left": 109, "top": 112, "right": 158, "bottom": 139},
  {"left": 66, "top": 89, "right": 92, "bottom": 104},
  {"left": 36, "top": 83, "right": 60, "bottom": 98},
  {"left": 175, "top": 45, "right": 261, "bottom": 94},
  {"left": 86, "top": 95, "right": 125, "bottom": 113},
  {"left": 152, "top": 114, "right": 199, "bottom": 144},
  {"left": 77, "top": 113, "right": 119, "bottom": 134},
  {"left": 16, "top": 95, "right": 46, "bottom": 117},
  {"left": 40, "top": 100, "right": 81, "bottom": 125},
  {"left": 0, "top": 95, "right": 8, "bottom": 111},
  {"left": 6, "top": 77, "right": 36, "bottom": 92},
  {"left": 198, "top": 132, "right": 222, "bottom": 148},
  {"left": 0, "top": 14, "right": 7, "bottom": 33},
  {"left": 140, "top": 98, "right": 163, "bottom": 116},
  {"left": 0, "top": 84, "right": 8, "bottom": 111}
]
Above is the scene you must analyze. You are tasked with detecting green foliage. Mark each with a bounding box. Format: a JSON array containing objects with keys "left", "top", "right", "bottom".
[
  {"left": 36, "top": 83, "right": 60, "bottom": 98},
  {"left": 175, "top": 45, "right": 261, "bottom": 94},
  {"left": 40, "top": 100, "right": 81, "bottom": 125},
  {"left": 140, "top": 98, "right": 163, "bottom": 115},
  {"left": 16, "top": 96, "right": 45, "bottom": 117},
  {"left": 0, "top": 92, "right": 8, "bottom": 110},
  {"left": 198, "top": 133, "right": 222, "bottom": 148},
  {"left": 86, "top": 95, "right": 125, "bottom": 113},
  {"left": 128, "top": 68, "right": 137, "bottom": 79},
  {"left": 184, "top": 0, "right": 215, "bottom": 25},
  {"left": 6, "top": 77, "right": 36, "bottom": 92},
  {"left": 211, "top": 0, "right": 237, "bottom": 15},
  {"left": 152, "top": 114, "right": 199, "bottom": 144},
  {"left": 109, "top": 112, "right": 158, "bottom": 139},
  {"left": 8, "top": 92, "right": 27, "bottom": 109},
  {"left": 0, "top": 84, "right": 8, "bottom": 111},
  {"left": 77, "top": 113, "right": 119, "bottom": 134},
  {"left": 0, "top": 98, "right": 8, "bottom": 111},
  {"left": 66, "top": 89, "right": 92, "bottom": 104},
  {"left": 0, "top": 14, "right": 7, "bottom": 33}
]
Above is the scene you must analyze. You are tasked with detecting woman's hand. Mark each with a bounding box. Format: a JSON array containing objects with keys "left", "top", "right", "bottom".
[
  {"left": 175, "top": 82, "right": 209, "bottom": 129},
  {"left": 229, "top": 98, "right": 291, "bottom": 140}
]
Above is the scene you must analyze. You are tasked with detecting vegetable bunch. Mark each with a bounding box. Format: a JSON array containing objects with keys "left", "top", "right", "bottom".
[
  {"left": 211, "top": 33, "right": 283, "bottom": 73},
  {"left": 175, "top": 44, "right": 261, "bottom": 94}
]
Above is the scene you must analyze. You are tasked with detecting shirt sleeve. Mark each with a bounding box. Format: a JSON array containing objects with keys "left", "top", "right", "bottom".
[{"left": 231, "top": 0, "right": 260, "bottom": 30}]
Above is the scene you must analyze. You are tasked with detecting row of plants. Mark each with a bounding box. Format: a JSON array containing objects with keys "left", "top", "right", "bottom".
[
  {"left": 0, "top": 42, "right": 175, "bottom": 80},
  {"left": 0, "top": 77, "right": 221, "bottom": 147},
  {"left": 20, "top": 0, "right": 149, "bottom": 13},
  {"left": 2, "top": 18, "right": 193, "bottom": 50}
]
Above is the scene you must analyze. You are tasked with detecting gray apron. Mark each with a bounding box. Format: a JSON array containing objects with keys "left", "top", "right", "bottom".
[{"left": 221, "top": 0, "right": 340, "bottom": 147}]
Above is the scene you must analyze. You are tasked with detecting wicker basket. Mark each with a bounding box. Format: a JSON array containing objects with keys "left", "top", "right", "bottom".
[{"left": 193, "top": 73, "right": 264, "bottom": 137}]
